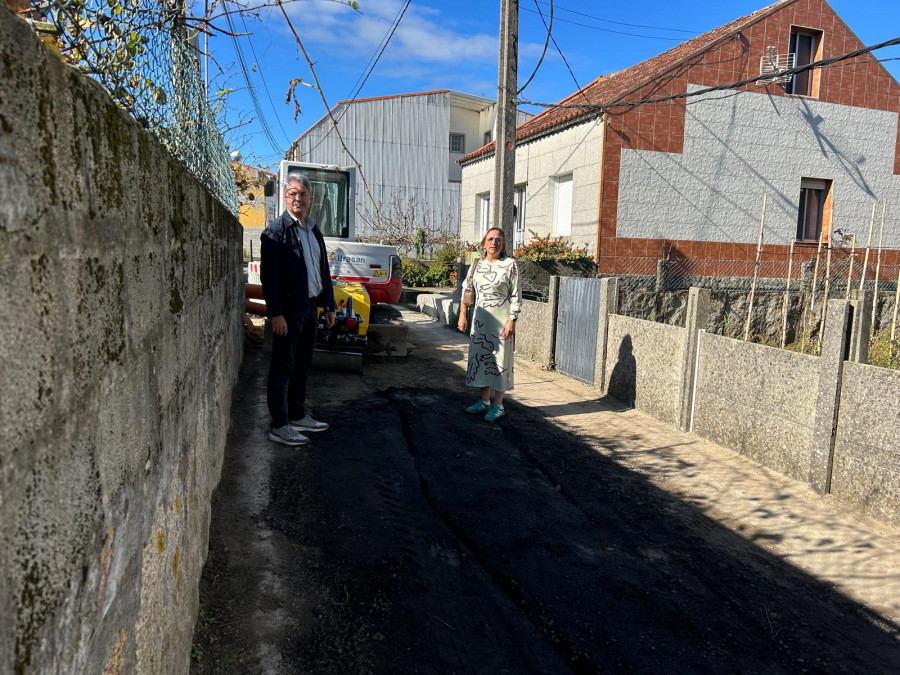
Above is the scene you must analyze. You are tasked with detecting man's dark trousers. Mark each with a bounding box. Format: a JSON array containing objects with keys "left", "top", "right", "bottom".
[{"left": 267, "top": 306, "right": 317, "bottom": 429}]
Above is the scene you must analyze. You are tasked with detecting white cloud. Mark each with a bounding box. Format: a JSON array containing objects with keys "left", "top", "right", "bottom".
[{"left": 280, "top": 0, "right": 544, "bottom": 65}]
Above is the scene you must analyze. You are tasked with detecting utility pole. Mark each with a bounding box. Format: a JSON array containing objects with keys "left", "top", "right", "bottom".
[{"left": 493, "top": 0, "right": 518, "bottom": 249}]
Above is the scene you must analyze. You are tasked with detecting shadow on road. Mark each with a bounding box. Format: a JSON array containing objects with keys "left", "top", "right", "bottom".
[{"left": 192, "top": 335, "right": 900, "bottom": 673}]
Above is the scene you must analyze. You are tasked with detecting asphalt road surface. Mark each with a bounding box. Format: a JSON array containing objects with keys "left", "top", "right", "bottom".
[{"left": 191, "top": 308, "right": 900, "bottom": 674}]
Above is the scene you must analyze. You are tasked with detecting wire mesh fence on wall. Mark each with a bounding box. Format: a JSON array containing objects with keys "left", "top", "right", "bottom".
[
  {"left": 610, "top": 255, "right": 900, "bottom": 296},
  {"left": 609, "top": 255, "right": 900, "bottom": 367},
  {"left": 41, "top": 0, "right": 239, "bottom": 214}
]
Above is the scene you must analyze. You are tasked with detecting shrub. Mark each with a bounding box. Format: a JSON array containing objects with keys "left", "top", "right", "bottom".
[
  {"left": 514, "top": 230, "right": 591, "bottom": 262},
  {"left": 400, "top": 243, "right": 460, "bottom": 288},
  {"left": 868, "top": 334, "right": 900, "bottom": 370},
  {"left": 400, "top": 258, "right": 428, "bottom": 287}
]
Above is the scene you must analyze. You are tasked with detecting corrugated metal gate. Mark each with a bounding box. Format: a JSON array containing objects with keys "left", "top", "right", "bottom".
[{"left": 555, "top": 277, "right": 601, "bottom": 384}]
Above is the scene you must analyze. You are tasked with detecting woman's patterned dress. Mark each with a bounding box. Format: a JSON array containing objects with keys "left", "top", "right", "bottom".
[{"left": 463, "top": 256, "right": 523, "bottom": 392}]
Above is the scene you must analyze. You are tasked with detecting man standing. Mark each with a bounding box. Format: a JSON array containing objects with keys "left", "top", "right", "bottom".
[{"left": 260, "top": 172, "right": 337, "bottom": 446}]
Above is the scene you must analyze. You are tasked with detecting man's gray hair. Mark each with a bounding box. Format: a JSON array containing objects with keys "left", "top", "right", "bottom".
[{"left": 284, "top": 172, "right": 312, "bottom": 194}]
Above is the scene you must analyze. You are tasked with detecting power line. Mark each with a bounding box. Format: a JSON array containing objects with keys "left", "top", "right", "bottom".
[
  {"left": 517, "top": 0, "right": 553, "bottom": 95},
  {"left": 533, "top": 0, "right": 699, "bottom": 34},
  {"left": 531, "top": 0, "right": 588, "bottom": 106},
  {"left": 348, "top": 1, "right": 410, "bottom": 104},
  {"left": 224, "top": 2, "right": 282, "bottom": 155},
  {"left": 516, "top": 36, "right": 900, "bottom": 113},
  {"left": 299, "top": 0, "right": 410, "bottom": 158},
  {"left": 345, "top": 1, "right": 410, "bottom": 104},
  {"left": 237, "top": 10, "right": 292, "bottom": 149},
  {"left": 521, "top": 6, "right": 686, "bottom": 41}
]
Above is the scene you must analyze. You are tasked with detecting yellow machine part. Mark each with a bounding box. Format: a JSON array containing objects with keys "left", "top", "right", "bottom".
[{"left": 323, "top": 279, "right": 370, "bottom": 335}]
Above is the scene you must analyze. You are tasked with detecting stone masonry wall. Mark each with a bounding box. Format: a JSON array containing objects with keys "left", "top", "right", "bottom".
[
  {"left": 0, "top": 8, "right": 242, "bottom": 674},
  {"left": 832, "top": 361, "right": 900, "bottom": 527},
  {"left": 515, "top": 298, "right": 554, "bottom": 368},
  {"left": 604, "top": 315, "right": 683, "bottom": 426},
  {"left": 692, "top": 334, "right": 821, "bottom": 483}
]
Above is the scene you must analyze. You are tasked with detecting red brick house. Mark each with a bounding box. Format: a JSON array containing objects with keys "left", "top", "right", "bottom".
[{"left": 460, "top": 0, "right": 900, "bottom": 279}]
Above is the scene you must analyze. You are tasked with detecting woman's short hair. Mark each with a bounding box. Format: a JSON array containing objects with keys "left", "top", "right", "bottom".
[
  {"left": 481, "top": 227, "right": 508, "bottom": 258},
  {"left": 284, "top": 172, "right": 312, "bottom": 195}
]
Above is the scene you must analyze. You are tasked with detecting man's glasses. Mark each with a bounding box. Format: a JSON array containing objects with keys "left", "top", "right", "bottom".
[{"left": 285, "top": 191, "right": 308, "bottom": 201}]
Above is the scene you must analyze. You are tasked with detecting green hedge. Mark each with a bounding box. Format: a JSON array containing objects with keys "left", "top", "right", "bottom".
[{"left": 401, "top": 245, "right": 458, "bottom": 288}]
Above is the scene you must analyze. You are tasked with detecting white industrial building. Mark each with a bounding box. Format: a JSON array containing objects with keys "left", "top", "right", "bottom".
[{"left": 288, "top": 90, "right": 532, "bottom": 244}]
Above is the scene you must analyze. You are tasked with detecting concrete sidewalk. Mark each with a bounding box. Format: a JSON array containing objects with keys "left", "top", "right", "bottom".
[{"left": 402, "top": 307, "right": 900, "bottom": 628}]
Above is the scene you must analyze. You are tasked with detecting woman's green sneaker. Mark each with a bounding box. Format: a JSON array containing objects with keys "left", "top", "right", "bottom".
[
  {"left": 485, "top": 404, "right": 505, "bottom": 422},
  {"left": 466, "top": 400, "right": 491, "bottom": 414}
]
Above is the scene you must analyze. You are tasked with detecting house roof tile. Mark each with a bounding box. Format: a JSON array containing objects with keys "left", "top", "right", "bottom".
[{"left": 460, "top": 0, "right": 797, "bottom": 163}]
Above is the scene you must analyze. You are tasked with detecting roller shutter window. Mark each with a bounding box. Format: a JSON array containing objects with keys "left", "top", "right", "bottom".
[
  {"left": 478, "top": 192, "right": 491, "bottom": 238},
  {"left": 554, "top": 174, "right": 573, "bottom": 236}
]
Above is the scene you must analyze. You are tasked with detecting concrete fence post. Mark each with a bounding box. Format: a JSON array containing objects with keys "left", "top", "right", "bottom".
[
  {"left": 655, "top": 259, "right": 669, "bottom": 293},
  {"left": 594, "top": 277, "right": 619, "bottom": 392},
  {"left": 848, "top": 289, "right": 873, "bottom": 363},
  {"left": 548, "top": 276, "right": 561, "bottom": 368},
  {"left": 809, "top": 299, "right": 851, "bottom": 494},
  {"left": 678, "top": 287, "right": 711, "bottom": 431}
]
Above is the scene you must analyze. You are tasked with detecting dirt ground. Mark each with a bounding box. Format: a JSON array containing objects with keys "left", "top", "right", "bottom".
[{"left": 191, "top": 307, "right": 900, "bottom": 674}]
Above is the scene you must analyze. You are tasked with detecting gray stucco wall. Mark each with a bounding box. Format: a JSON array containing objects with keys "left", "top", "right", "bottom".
[
  {"left": 0, "top": 9, "right": 242, "bottom": 674},
  {"left": 515, "top": 299, "right": 554, "bottom": 368},
  {"left": 831, "top": 361, "right": 900, "bottom": 527},
  {"left": 604, "top": 315, "right": 683, "bottom": 425},
  {"left": 618, "top": 86, "right": 900, "bottom": 245},
  {"left": 692, "top": 333, "right": 819, "bottom": 483}
]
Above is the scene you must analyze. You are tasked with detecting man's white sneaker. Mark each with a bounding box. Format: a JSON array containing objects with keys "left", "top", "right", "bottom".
[
  {"left": 290, "top": 415, "right": 329, "bottom": 433},
  {"left": 267, "top": 425, "right": 309, "bottom": 446}
]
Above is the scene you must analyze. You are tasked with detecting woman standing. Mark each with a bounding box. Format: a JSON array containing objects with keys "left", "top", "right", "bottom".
[{"left": 457, "top": 227, "right": 523, "bottom": 421}]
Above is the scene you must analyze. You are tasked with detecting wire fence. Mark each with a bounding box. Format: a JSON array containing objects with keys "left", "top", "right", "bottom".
[
  {"left": 606, "top": 255, "right": 900, "bottom": 297},
  {"left": 517, "top": 252, "right": 900, "bottom": 366},
  {"left": 42, "top": 0, "right": 239, "bottom": 214}
]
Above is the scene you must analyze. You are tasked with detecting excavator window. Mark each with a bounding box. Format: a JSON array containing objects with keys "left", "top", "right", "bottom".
[{"left": 288, "top": 166, "right": 349, "bottom": 239}]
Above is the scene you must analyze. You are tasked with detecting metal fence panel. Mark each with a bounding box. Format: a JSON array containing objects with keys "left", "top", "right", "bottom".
[{"left": 555, "top": 277, "right": 601, "bottom": 384}]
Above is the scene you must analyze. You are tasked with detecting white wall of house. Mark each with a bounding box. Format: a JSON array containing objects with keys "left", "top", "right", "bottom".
[
  {"left": 617, "top": 86, "right": 900, "bottom": 247},
  {"left": 460, "top": 121, "right": 604, "bottom": 250},
  {"left": 448, "top": 105, "right": 482, "bottom": 183}
]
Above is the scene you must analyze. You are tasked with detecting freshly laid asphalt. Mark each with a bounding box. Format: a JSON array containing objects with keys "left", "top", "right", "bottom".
[{"left": 191, "top": 306, "right": 900, "bottom": 674}]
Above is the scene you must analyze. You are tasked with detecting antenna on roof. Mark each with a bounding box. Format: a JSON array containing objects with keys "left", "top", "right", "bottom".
[{"left": 758, "top": 45, "right": 795, "bottom": 85}]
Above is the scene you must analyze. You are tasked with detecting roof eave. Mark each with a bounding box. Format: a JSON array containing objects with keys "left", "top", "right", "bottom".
[{"left": 459, "top": 109, "right": 603, "bottom": 166}]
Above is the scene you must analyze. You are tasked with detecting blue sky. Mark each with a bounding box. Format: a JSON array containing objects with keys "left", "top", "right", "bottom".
[{"left": 206, "top": 0, "right": 900, "bottom": 168}]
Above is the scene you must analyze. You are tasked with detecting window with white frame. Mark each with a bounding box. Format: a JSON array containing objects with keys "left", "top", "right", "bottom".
[
  {"left": 553, "top": 174, "right": 573, "bottom": 236},
  {"left": 514, "top": 184, "right": 527, "bottom": 250},
  {"left": 477, "top": 192, "right": 491, "bottom": 238},
  {"left": 449, "top": 133, "right": 465, "bottom": 154}
]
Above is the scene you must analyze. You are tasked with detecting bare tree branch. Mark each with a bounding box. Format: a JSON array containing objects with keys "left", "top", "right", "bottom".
[{"left": 275, "top": 0, "right": 381, "bottom": 230}]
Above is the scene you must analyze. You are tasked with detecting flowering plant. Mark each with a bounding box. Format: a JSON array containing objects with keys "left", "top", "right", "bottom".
[{"left": 514, "top": 230, "right": 591, "bottom": 262}]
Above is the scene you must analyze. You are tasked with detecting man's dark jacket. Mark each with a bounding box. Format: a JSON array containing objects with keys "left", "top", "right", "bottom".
[{"left": 260, "top": 211, "right": 337, "bottom": 332}]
